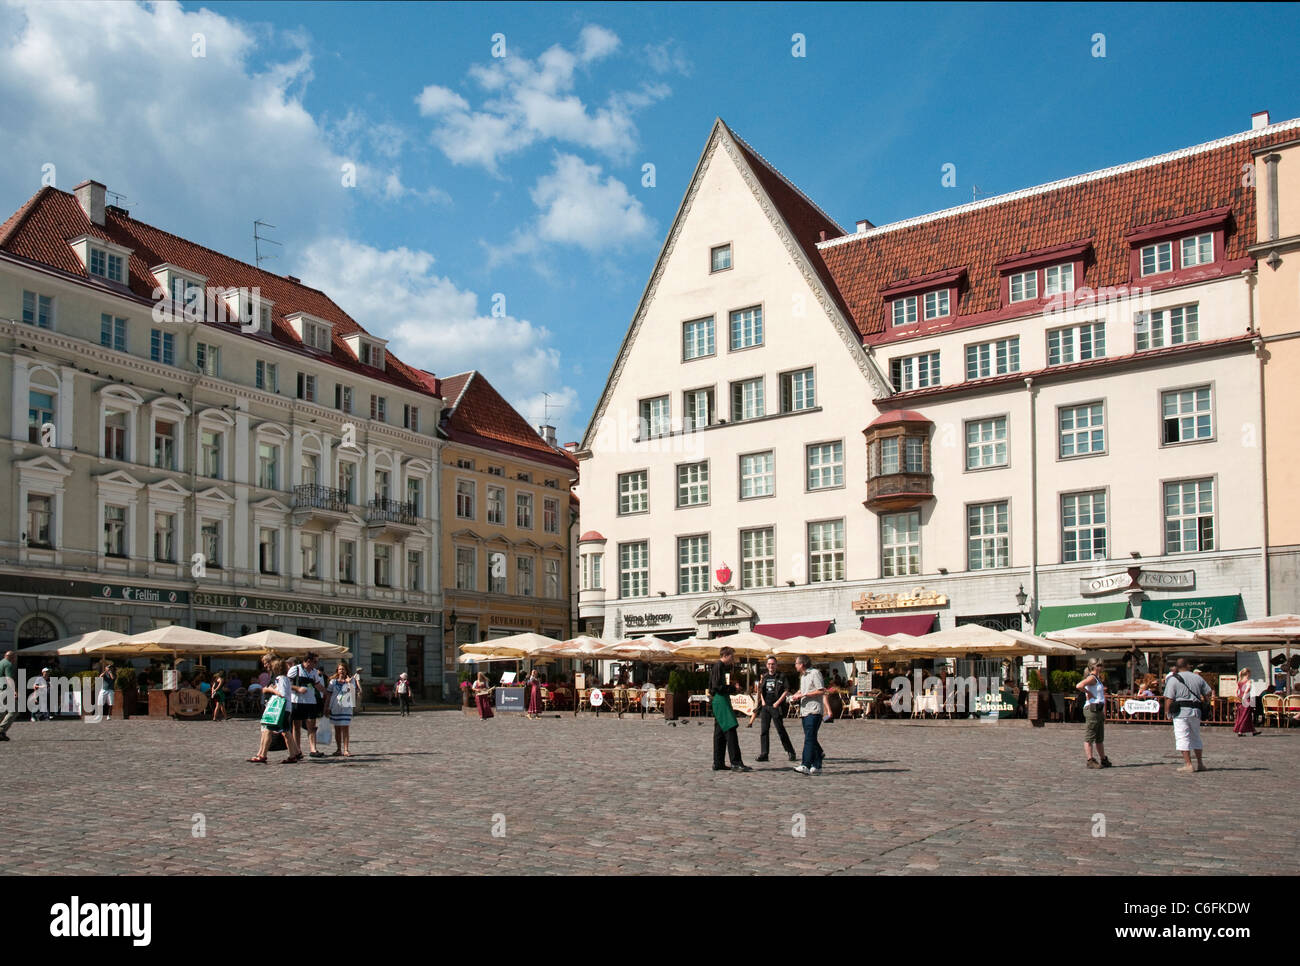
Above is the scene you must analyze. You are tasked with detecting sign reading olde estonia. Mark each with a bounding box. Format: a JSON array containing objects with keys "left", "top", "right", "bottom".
[
  {"left": 852, "top": 587, "right": 948, "bottom": 612},
  {"left": 192, "top": 591, "right": 431, "bottom": 625},
  {"left": 1080, "top": 567, "right": 1195, "bottom": 597}
]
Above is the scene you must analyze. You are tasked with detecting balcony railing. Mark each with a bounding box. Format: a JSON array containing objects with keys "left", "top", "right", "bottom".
[
  {"left": 293, "top": 484, "right": 349, "bottom": 513},
  {"left": 865, "top": 472, "right": 935, "bottom": 511},
  {"left": 366, "top": 497, "right": 418, "bottom": 526}
]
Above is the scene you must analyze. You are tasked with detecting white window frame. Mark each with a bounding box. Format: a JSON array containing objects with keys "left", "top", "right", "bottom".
[
  {"left": 1009, "top": 271, "right": 1038, "bottom": 303},
  {"left": 1062, "top": 490, "right": 1108, "bottom": 563},
  {"left": 806, "top": 441, "right": 845, "bottom": 491},
  {"left": 780, "top": 368, "right": 816, "bottom": 413},
  {"left": 892, "top": 295, "right": 918, "bottom": 327},
  {"left": 731, "top": 377, "right": 765, "bottom": 421},
  {"left": 807, "top": 519, "right": 845, "bottom": 584},
  {"left": 255, "top": 360, "right": 279, "bottom": 393},
  {"left": 639, "top": 395, "right": 671, "bottom": 438},
  {"left": 739, "top": 451, "right": 775, "bottom": 500},
  {"left": 455, "top": 546, "right": 476, "bottom": 591},
  {"left": 1140, "top": 241, "right": 1173, "bottom": 276},
  {"left": 1136, "top": 304, "right": 1199, "bottom": 351},
  {"left": 619, "top": 541, "right": 649, "bottom": 599},
  {"left": 1180, "top": 233, "right": 1214, "bottom": 268},
  {"left": 923, "top": 289, "right": 950, "bottom": 320},
  {"left": 710, "top": 244, "right": 732, "bottom": 273},
  {"left": 1161, "top": 386, "right": 1213, "bottom": 445},
  {"left": 1164, "top": 478, "right": 1215, "bottom": 554},
  {"left": 677, "top": 534, "right": 710, "bottom": 595},
  {"left": 23, "top": 290, "right": 54, "bottom": 329},
  {"left": 1047, "top": 322, "right": 1105, "bottom": 365},
  {"left": 740, "top": 527, "right": 775, "bottom": 589},
  {"left": 1044, "top": 263, "right": 1075, "bottom": 296},
  {"left": 965, "top": 337, "right": 1020, "bottom": 380},
  {"left": 618, "top": 470, "right": 649, "bottom": 515},
  {"left": 676, "top": 461, "right": 709, "bottom": 508},
  {"left": 1058, "top": 402, "right": 1106, "bottom": 459},
  {"left": 966, "top": 501, "right": 1010, "bottom": 571},
  {"left": 965, "top": 416, "right": 1008, "bottom": 470},
  {"left": 890, "top": 352, "right": 941, "bottom": 391},
  {"left": 516, "top": 491, "right": 533, "bottom": 530},
  {"left": 881, "top": 511, "right": 920, "bottom": 578},
  {"left": 456, "top": 479, "right": 475, "bottom": 520},
  {"left": 683, "top": 317, "right": 716, "bottom": 360},
  {"left": 487, "top": 485, "right": 505, "bottom": 525},
  {"left": 729, "top": 305, "right": 763, "bottom": 350}
]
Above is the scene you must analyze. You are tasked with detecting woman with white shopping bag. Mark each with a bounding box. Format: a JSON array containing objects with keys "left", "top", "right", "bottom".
[
  {"left": 324, "top": 661, "right": 356, "bottom": 757},
  {"left": 247, "top": 657, "right": 301, "bottom": 764}
]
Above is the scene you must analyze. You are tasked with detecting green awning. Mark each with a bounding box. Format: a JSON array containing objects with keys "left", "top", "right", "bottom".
[
  {"left": 1034, "top": 602, "right": 1129, "bottom": 635},
  {"left": 1139, "top": 595, "right": 1242, "bottom": 631}
]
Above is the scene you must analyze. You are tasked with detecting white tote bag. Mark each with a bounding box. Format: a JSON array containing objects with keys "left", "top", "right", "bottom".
[{"left": 316, "top": 713, "right": 333, "bottom": 745}]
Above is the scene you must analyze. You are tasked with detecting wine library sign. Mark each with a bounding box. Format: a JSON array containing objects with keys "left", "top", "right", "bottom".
[
  {"left": 192, "top": 591, "right": 431, "bottom": 625},
  {"left": 1080, "top": 567, "right": 1194, "bottom": 597}
]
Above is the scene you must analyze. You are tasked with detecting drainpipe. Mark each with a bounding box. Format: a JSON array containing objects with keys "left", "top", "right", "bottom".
[
  {"left": 1248, "top": 268, "right": 1270, "bottom": 620},
  {"left": 1025, "top": 376, "right": 1039, "bottom": 627}
]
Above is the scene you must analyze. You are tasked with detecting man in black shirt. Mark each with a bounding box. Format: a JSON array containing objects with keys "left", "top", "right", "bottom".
[
  {"left": 709, "top": 646, "right": 751, "bottom": 772},
  {"left": 755, "top": 656, "right": 797, "bottom": 762}
]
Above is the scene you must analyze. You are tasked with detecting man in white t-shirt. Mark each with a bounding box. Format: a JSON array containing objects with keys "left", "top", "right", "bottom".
[
  {"left": 789, "top": 655, "right": 826, "bottom": 775},
  {"left": 288, "top": 653, "right": 325, "bottom": 757}
]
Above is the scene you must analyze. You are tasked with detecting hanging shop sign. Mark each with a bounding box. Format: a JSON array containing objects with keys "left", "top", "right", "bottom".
[
  {"left": 852, "top": 587, "right": 948, "bottom": 612},
  {"left": 1080, "top": 567, "right": 1195, "bottom": 597}
]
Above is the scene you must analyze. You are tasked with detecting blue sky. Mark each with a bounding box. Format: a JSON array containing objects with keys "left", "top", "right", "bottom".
[{"left": 3, "top": 2, "right": 1298, "bottom": 442}]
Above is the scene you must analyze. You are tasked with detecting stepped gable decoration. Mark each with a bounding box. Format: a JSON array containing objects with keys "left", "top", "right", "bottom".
[{"left": 852, "top": 587, "right": 949, "bottom": 612}]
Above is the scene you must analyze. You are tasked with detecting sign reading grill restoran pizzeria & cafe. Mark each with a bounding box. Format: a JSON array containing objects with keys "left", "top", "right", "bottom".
[{"left": 192, "top": 591, "right": 431, "bottom": 625}]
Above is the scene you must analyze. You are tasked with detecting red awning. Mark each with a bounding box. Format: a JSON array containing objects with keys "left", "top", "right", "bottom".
[
  {"left": 753, "top": 620, "right": 832, "bottom": 640},
  {"left": 860, "top": 614, "right": 937, "bottom": 636}
]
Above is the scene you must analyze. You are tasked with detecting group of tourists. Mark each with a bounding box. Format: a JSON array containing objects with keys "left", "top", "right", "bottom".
[
  {"left": 470, "top": 668, "right": 547, "bottom": 719},
  {"left": 247, "top": 652, "right": 359, "bottom": 764}
]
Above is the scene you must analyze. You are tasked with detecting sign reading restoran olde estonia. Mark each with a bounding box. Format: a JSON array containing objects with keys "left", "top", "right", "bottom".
[{"left": 1080, "top": 568, "right": 1195, "bottom": 597}]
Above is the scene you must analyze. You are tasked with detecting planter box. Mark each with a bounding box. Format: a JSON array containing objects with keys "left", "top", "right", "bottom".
[
  {"left": 663, "top": 691, "right": 689, "bottom": 720},
  {"left": 1026, "top": 690, "right": 1050, "bottom": 727},
  {"left": 148, "top": 691, "right": 170, "bottom": 718}
]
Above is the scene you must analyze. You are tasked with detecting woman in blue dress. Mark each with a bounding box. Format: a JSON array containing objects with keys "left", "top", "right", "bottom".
[{"left": 325, "top": 661, "right": 357, "bottom": 757}]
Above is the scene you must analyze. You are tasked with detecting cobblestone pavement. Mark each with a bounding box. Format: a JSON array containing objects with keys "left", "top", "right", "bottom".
[{"left": 3, "top": 710, "right": 1297, "bottom": 876}]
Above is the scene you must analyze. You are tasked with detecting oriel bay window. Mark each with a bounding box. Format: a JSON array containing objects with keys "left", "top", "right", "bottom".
[
  {"left": 864, "top": 411, "right": 933, "bottom": 512},
  {"left": 677, "top": 535, "right": 710, "bottom": 594}
]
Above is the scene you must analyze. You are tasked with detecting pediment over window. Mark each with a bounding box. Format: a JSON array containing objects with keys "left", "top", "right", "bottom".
[
  {"left": 147, "top": 478, "right": 190, "bottom": 498},
  {"left": 692, "top": 597, "right": 758, "bottom": 623},
  {"left": 195, "top": 486, "right": 235, "bottom": 505},
  {"left": 94, "top": 469, "right": 145, "bottom": 489},
  {"left": 16, "top": 454, "right": 72, "bottom": 477},
  {"left": 252, "top": 496, "right": 291, "bottom": 514}
]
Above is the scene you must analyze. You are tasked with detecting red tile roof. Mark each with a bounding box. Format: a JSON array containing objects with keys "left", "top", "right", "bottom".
[
  {"left": 434, "top": 370, "right": 578, "bottom": 474},
  {"left": 0, "top": 186, "right": 440, "bottom": 397},
  {"left": 814, "top": 122, "right": 1300, "bottom": 342}
]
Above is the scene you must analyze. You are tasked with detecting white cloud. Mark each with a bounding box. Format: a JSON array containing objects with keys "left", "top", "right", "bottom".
[
  {"left": 531, "top": 153, "right": 652, "bottom": 249},
  {"left": 414, "top": 24, "right": 668, "bottom": 174},
  {"left": 293, "top": 237, "right": 582, "bottom": 440},
  {"left": 644, "top": 40, "right": 692, "bottom": 76}
]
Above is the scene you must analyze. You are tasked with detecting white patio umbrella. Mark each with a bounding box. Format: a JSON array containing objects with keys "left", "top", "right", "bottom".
[
  {"left": 604, "top": 637, "right": 681, "bottom": 662},
  {"left": 539, "top": 635, "right": 618, "bottom": 659},
  {"left": 773, "top": 628, "right": 897, "bottom": 658},
  {"left": 672, "top": 631, "right": 781, "bottom": 661},
  {"left": 1196, "top": 614, "right": 1300, "bottom": 686},
  {"left": 1042, "top": 617, "right": 1198, "bottom": 649},
  {"left": 18, "top": 629, "right": 128, "bottom": 656},
  {"left": 97, "top": 624, "right": 241, "bottom": 657},
  {"left": 231, "top": 630, "right": 351, "bottom": 659}
]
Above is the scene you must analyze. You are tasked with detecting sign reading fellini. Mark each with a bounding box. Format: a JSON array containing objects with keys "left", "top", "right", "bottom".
[
  {"left": 852, "top": 587, "right": 948, "bottom": 612},
  {"left": 1080, "top": 568, "right": 1195, "bottom": 597},
  {"left": 192, "top": 591, "right": 431, "bottom": 625}
]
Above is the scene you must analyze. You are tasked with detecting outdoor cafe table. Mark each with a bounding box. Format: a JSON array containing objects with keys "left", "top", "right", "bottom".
[
  {"left": 574, "top": 688, "right": 660, "bottom": 716},
  {"left": 1103, "top": 692, "right": 1239, "bottom": 726}
]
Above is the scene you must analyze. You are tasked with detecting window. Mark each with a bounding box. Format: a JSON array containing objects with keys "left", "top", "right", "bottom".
[
  {"left": 780, "top": 368, "right": 815, "bottom": 412},
  {"left": 904, "top": 437, "right": 925, "bottom": 472},
  {"left": 1059, "top": 402, "right": 1105, "bottom": 458},
  {"left": 1009, "top": 271, "right": 1038, "bottom": 302},
  {"left": 967, "top": 502, "right": 1009, "bottom": 570},
  {"left": 729, "top": 306, "right": 763, "bottom": 350},
  {"left": 676, "top": 461, "right": 709, "bottom": 507},
  {"left": 153, "top": 420, "right": 178, "bottom": 470},
  {"left": 881, "top": 512, "right": 920, "bottom": 577},
  {"left": 257, "top": 443, "right": 279, "bottom": 489},
  {"left": 890, "top": 352, "right": 941, "bottom": 391},
  {"left": 100, "top": 314, "right": 127, "bottom": 351},
  {"left": 196, "top": 430, "right": 221, "bottom": 479},
  {"left": 1141, "top": 241, "right": 1173, "bottom": 276},
  {"left": 22, "top": 290, "right": 53, "bottom": 328},
  {"left": 683, "top": 317, "right": 715, "bottom": 360},
  {"left": 677, "top": 535, "right": 710, "bottom": 594},
  {"left": 103, "top": 505, "right": 127, "bottom": 556},
  {"left": 684, "top": 387, "right": 714, "bottom": 430},
  {"left": 618, "top": 471, "right": 648, "bottom": 515},
  {"left": 455, "top": 547, "right": 476, "bottom": 591},
  {"left": 488, "top": 551, "right": 507, "bottom": 594},
  {"left": 201, "top": 520, "right": 221, "bottom": 568},
  {"left": 301, "top": 532, "right": 321, "bottom": 579},
  {"left": 516, "top": 472, "right": 531, "bottom": 483},
  {"left": 740, "top": 451, "right": 774, "bottom": 499},
  {"left": 27, "top": 494, "right": 53, "bottom": 547},
  {"left": 639, "top": 396, "right": 670, "bottom": 437},
  {"left": 406, "top": 478, "right": 423, "bottom": 518},
  {"left": 153, "top": 512, "right": 176, "bottom": 563},
  {"left": 487, "top": 465, "right": 504, "bottom": 477},
  {"left": 360, "top": 342, "right": 384, "bottom": 367},
  {"left": 370, "top": 395, "right": 387, "bottom": 422},
  {"left": 456, "top": 480, "right": 475, "bottom": 519},
  {"left": 335, "top": 385, "right": 354, "bottom": 414},
  {"left": 1044, "top": 263, "right": 1075, "bottom": 296},
  {"left": 923, "top": 290, "right": 950, "bottom": 320},
  {"left": 296, "top": 373, "right": 316, "bottom": 403},
  {"left": 1165, "top": 479, "right": 1214, "bottom": 553},
  {"left": 89, "top": 248, "right": 106, "bottom": 278},
  {"left": 516, "top": 492, "right": 533, "bottom": 529},
  {"left": 103, "top": 410, "right": 128, "bottom": 461},
  {"left": 374, "top": 470, "right": 391, "bottom": 501},
  {"left": 255, "top": 361, "right": 278, "bottom": 393},
  {"left": 370, "top": 635, "right": 390, "bottom": 679},
  {"left": 1162, "top": 387, "right": 1213, "bottom": 444},
  {"left": 1047, "top": 322, "right": 1105, "bottom": 365},
  {"left": 1135, "top": 305, "right": 1199, "bottom": 351},
  {"left": 544, "top": 558, "right": 560, "bottom": 599},
  {"left": 965, "top": 417, "right": 1008, "bottom": 469},
  {"left": 90, "top": 248, "right": 124, "bottom": 283},
  {"left": 620, "top": 542, "right": 649, "bottom": 598},
  {"left": 403, "top": 405, "right": 419, "bottom": 432},
  {"left": 487, "top": 485, "right": 505, "bottom": 525},
  {"left": 149, "top": 329, "right": 175, "bottom": 365},
  {"left": 517, "top": 556, "right": 534, "bottom": 597},
  {"left": 28, "top": 391, "right": 54, "bottom": 445},
  {"left": 373, "top": 544, "right": 392, "bottom": 586},
  {"left": 196, "top": 343, "right": 220, "bottom": 377},
  {"left": 806, "top": 441, "right": 844, "bottom": 490},
  {"left": 965, "top": 337, "right": 1020, "bottom": 380},
  {"left": 543, "top": 497, "right": 559, "bottom": 533},
  {"left": 337, "top": 462, "right": 356, "bottom": 503},
  {"left": 588, "top": 553, "right": 603, "bottom": 589},
  {"left": 1181, "top": 233, "right": 1213, "bottom": 268},
  {"left": 258, "top": 527, "right": 280, "bottom": 574},
  {"left": 879, "top": 437, "right": 900, "bottom": 475},
  {"left": 304, "top": 321, "right": 331, "bottom": 351},
  {"left": 407, "top": 550, "right": 423, "bottom": 591},
  {"left": 740, "top": 527, "right": 775, "bottom": 589},
  {"left": 1062, "top": 491, "right": 1107, "bottom": 563},
  {"left": 807, "top": 520, "right": 845, "bottom": 583},
  {"left": 731, "top": 377, "right": 764, "bottom": 421},
  {"left": 710, "top": 244, "right": 732, "bottom": 273},
  {"left": 301, "top": 453, "right": 320, "bottom": 486},
  {"left": 892, "top": 296, "right": 918, "bottom": 327},
  {"left": 456, "top": 458, "right": 475, "bottom": 470},
  {"left": 338, "top": 539, "right": 356, "bottom": 583}
]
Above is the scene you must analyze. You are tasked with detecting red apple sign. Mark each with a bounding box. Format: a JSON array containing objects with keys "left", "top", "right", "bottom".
[{"left": 715, "top": 563, "right": 732, "bottom": 587}]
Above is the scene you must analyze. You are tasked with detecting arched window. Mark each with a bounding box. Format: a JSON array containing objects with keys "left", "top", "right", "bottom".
[{"left": 17, "top": 615, "right": 59, "bottom": 650}]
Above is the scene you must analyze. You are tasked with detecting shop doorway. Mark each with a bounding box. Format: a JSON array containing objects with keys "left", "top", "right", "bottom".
[
  {"left": 406, "top": 636, "right": 424, "bottom": 695},
  {"left": 16, "top": 615, "right": 60, "bottom": 673}
]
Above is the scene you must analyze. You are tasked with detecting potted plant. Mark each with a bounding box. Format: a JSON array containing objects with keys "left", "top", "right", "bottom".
[
  {"left": 114, "top": 666, "right": 137, "bottom": 719},
  {"left": 664, "top": 669, "right": 690, "bottom": 720},
  {"left": 1025, "top": 668, "right": 1049, "bottom": 726}
]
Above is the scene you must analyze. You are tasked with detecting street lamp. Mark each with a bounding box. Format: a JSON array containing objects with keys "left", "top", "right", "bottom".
[
  {"left": 443, "top": 609, "right": 457, "bottom": 635},
  {"left": 1015, "top": 584, "right": 1030, "bottom": 629}
]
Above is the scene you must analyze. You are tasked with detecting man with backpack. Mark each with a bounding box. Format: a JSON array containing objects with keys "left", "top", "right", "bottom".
[{"left": 1162, "top": 657, "right": 1214, "bottom": 774}]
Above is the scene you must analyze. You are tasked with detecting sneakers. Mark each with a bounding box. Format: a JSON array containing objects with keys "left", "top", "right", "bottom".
[
  {"left": 1100, "top": 758, "right": 1113, "bottom": 768},
  {"left": 1086, "top": 759, "right": 1101, "bottom": 769},
  {"left": 733, "top": 764, "right": 752, "bottom": 773},
  {"left": 808, "top": 767, "right": 820, "bottom": 775},
  {"left": 793, "top": 764, "right": 809, "bottom": 774}
]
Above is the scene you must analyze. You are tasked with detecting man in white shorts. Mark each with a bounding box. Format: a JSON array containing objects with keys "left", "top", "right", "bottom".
[{"left": 1163, "top": 657, "right": 1213, "bottom": 774}]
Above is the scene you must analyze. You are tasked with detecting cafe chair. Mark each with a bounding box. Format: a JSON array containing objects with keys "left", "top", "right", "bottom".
[
  {"left": 1262, "top": 693, "right": 1283, "bottom": 728},
  {"left": 1284, "top": 694, "right": 1300, "bottom": 727}
]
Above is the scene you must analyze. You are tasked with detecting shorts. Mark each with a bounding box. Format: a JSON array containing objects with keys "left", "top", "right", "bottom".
[
  {"left": 291, "top": 701, "right": 317, "bottom": 722},
  {"left": 263, "top": 708, "right": 292, "bottom": 734},
  {"left": 1083, "top": 704, "right": 1105, "bottom": 744},
  {"left": 1172, "top": 714, "right": 1202, "bottom": 751}
]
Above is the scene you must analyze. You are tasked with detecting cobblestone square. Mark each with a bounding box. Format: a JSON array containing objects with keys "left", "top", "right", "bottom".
[{"left": 3, "top": 710, "right": 1297, "bottom": 876}]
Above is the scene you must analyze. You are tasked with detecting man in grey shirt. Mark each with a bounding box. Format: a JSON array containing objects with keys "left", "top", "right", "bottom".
[
  {"left": 0, "top": 650, "right": 16, "bottom": 740},
  {"left": 1162, "top": 657, "right": 1213, "bottom": 773},
  {"left": 790, "top": 655, "right": 826, "bottom": 775}
]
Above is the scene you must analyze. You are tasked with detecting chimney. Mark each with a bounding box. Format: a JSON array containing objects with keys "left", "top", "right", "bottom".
[
  {"left": 1265, "top": 153, "right": 1282, "bottom": 242},
  {"left": 564, "top": 441, "right": 578, "bottom": 453},
  {"left": 74, "top": 180, "right": 106, "bottom": 226},
  {"left": 1252, "top": 111, "right": 1270, "bottom": 130},
  {"left": 856, "top": 220, "right": 869, "bottom": 234},
  {"left": 538, "top": 424, "right": 557, "bottom": 447}
]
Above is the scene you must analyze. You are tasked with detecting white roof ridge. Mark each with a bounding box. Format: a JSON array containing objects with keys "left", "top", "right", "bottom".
[{"left": 818, "top": 117, "right": 1300, "bottom": 251}]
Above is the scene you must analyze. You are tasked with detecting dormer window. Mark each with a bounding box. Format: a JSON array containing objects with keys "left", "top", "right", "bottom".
[
  {"left": 1180, "top": 233, "right": 1213, "bottom": 268},
  {"left": 1009, "top": 271, "right": 1038, "bottom": 303},
  {"left": 1140, "top": 241, "right": 1173, "bottom": 276},
  {"left": 151, "top": 265, "right": 208, "bottom": 317},
  {"left": 996, "top": 242, "right": 1089, "bottom": 310},
  {"left": 1044, "top": 263, "right": 1075, "bottom": 296},
  {"left": 342, "top": 333, "right": 387, "bottom": 370},
  {"left": 1126, "top": 208, "right": 1228, "bottom": 282},
  {"left": 224, "top": 289, "right": 274, "bottom": 332},
  {"left": 881, "top": 267, "right": 966, "bottom": 330},
  {"left": 89, "top": 248, "right": 125, "bottom": 283},
  {"left": 285, "top": 312, "right": 331, "bottom": 351},
  {"left": 922, "top": 290, "right": 949, "bottom": 320},
  {"left": 892, "top": 296, "right": 917, "bottom": 327},
  {"left": 70, "top": 235, "right": 133, "bottom": 285}
]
